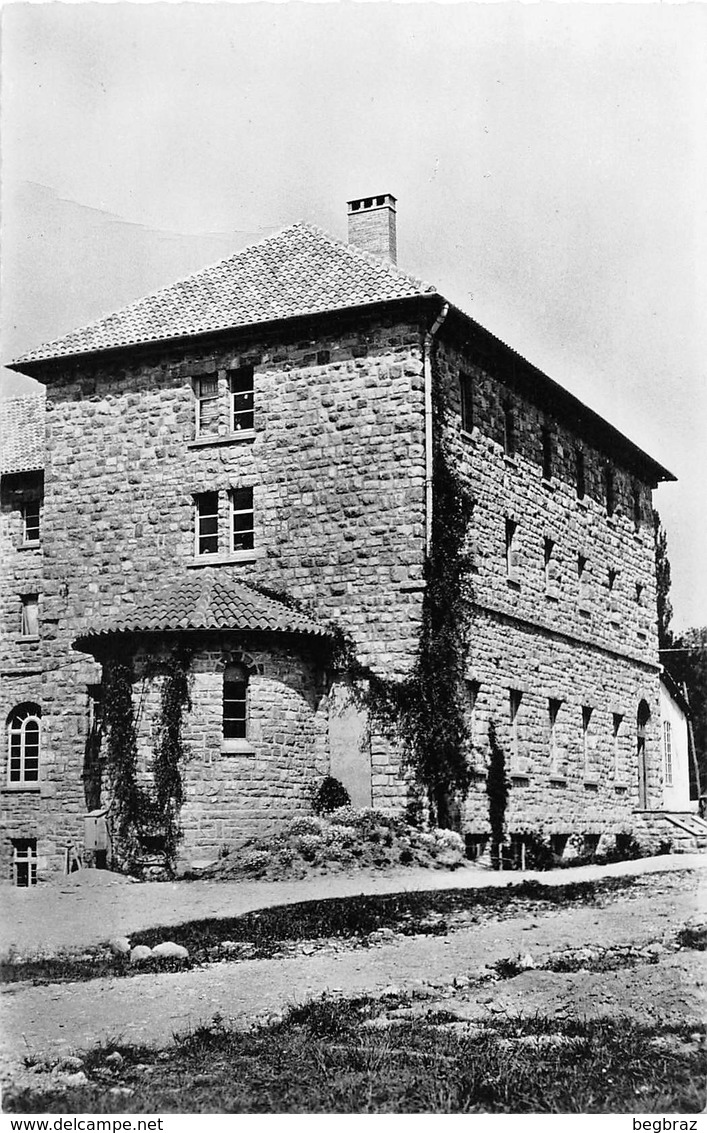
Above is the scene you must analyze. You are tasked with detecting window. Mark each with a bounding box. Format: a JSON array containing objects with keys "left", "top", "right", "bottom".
[
  {"left": 7, "top": 704, "right": 41, "bottom": 786},
  {"left": 544, "top": 538, "right": 557, "bottom": 595},
  {"left": 223, "top": 664, "right": 248, "bottom": 741},
  {"left": 22, "top": 500, "right": 40, "bottom": 543},
  {"left": 542, "top": 428, "right": 553, "bottom": 481},
  {"left": 605, "top": 466, "right": 615, "bottom": 516},
  {"left": 465, "top": 680, "right": 480, "bottom": 746},
  {"left": 509, "top": 689, "right": 522, "bottom": 766},
  {"left": 503, "top": 403, "right": 515, "bottom": 457},
  {"left": 608, "top": 569, "right": 620, "bottom": 619},
  {"left": 87, "top": 684, "right": 103, "bottom": 737},
  {"left": 230, "top": 367, "right": 254, "bottom": 433},
  {"left": 505, "top": 519, "right": 519, "bottom": 583},
  {"left": 12, "top": 839, "right": 37, "bottom": 887},
  {"left": 633, "top": 484, "right": 642, "bottom": 532},
  {"left": 549, "top": 698, "right": 562, "bottom": 771},
  {"left": 230, "top": 488, "right": 254, "bottom": 552},
  {"left": 582, "top": 706, "right": 593, "bottom": 774},
  {"left": 20, "top": 595, "right": 39, "bottom": 638},
  {"left": 663, "top": 721, "right": 673, "bottom": 787},
  {"left": 195, "top": 492, "right": 219, "bottom": 556},
  {"left": 577, "top": 555, "right": 589, "bottom": 607},
  {"left": 635, "top": 582, "right": 645, "bottom": 606},
  {"left": 460, "top": 373, "right": 474, "bottom": 433},
  {"left": 195, "top": 376, "right": 220, "bottom": 436},
  {"left": 576, "top": 449, "right": 586, "bottom": 500},
  {"left": 613, "top": 713, "right": 624, "bottom": 779}
]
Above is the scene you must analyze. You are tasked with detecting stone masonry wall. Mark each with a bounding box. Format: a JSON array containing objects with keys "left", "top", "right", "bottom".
[
  {"left": 434, "top": 335, "right": 663, "bottom": 840},
  {"left": 0, "top": 472, "right": 45, "bottom": 880},
  {"left": 123, "top": 634, "right": 329, "bottom": 865},
  {"left": 31, "top": 309, "right": 428, "bottom": 873}
]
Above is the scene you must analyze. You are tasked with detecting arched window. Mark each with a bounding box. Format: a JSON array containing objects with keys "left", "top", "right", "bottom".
[
  {"left": 223, "top": 665, "right": 248, "bottom": 741},
  {"left": 7, "top": 704, "right": 41, "bottom": 786}
]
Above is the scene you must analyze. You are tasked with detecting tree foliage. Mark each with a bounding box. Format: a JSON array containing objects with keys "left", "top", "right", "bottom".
[{"left": 653, "top": 510, "right": 673, "bottom": 648}]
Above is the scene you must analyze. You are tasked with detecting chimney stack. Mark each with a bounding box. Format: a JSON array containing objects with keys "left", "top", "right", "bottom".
[{"left": 347, "top": 194, "right": 397, "bottom": 264}]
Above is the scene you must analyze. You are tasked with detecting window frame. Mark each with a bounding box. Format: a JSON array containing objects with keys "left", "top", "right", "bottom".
[
  {"left": 195, "top": 491, "right": 220, "bottom": 557},
  {"left": 221, "top": 663, "right": 255, "bottom": 753},
  {"left": 194, "top": 375, "right": 221, "bottom": 438},
  {"left": 230, "top": 488, "right": 254, "bottom": 554},
  {"left": 22, "top": 500, "right": 41, "bottom": 544},
  {"left": 663, "top": 720, "right": 673, "bottom": 787},
  {"left": 20, "top": 595, "right": 39, "bottom": 639},
  {"left": 229, "top": 367, "right": 255, "bottom": 435},
  {"left": 7, "top": 704, "right": 41, "bottom": 788},
  {"left": 12, "top": 838, "right": 37, "bottom": 887}
]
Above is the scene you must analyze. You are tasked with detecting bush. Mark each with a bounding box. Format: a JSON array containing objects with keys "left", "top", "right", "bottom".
[{"left": 312, "top": 776, "right": 351, "bottom": 815}]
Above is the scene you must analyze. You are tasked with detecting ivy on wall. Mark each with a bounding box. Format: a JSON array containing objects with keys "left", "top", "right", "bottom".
[
  {"left": 328, "top": 353, "right": 476, "bottom": 829},
  {"left": 100, "top": 641, "right": 192, "bottom": 874}
]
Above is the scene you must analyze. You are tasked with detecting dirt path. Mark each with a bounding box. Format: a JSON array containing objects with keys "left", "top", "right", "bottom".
[
  {"left": 1, "top": 868, "right": 704, "bottom": 1087},
  {"left": 2, "top": 854, "right": 705, "bottom": 958}
]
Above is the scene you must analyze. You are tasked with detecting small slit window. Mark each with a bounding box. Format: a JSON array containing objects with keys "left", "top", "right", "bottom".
[
  {"left": 20, "top": 595, "right": 39, "bottom": 638},
  {"left": 223, "top": 664, "right": 248, "bottom": 741}
]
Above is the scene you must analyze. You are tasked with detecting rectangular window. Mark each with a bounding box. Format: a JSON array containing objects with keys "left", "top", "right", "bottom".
[
  {"left": 576, "top": 449, "right": 586, "bottom": 500},
  {"left": 633, "top": 484, "right": 642, "bottom": 532},
  {"left": 87, "top": 684, "right": 103, "bottom": 736},
  {"left": 608, "top": 569, "right": 620, "bottom": 619},
  {"left": 542, "top": 428, "right": 553, "bottom": 481},
  {"left": 20, "top": 595, "right": 39, "bottom": 637},
  {"left": 544, "top": 538, "right": 556, "bottom": 595},
  {"left": 223, "top": 678, "right": 248, "bottom": 740},
  {"left": 605, "top": 466, "right": 615, "bottom": 516},
  {"left": 465, "top": 680, "right": 480, "bottom": 746},
  {"left": 505, "top": 519, "right": 519, "bottom": 583},
  {"left": 582, "top": 706, "right": 593, "bottom": 773},
  {"left": 503, "top": 404, "right": 515, "bottom": 457},
  {"left": 22, "top": 501, "right": 41, "bottom": 543},
  {"left": 577, "top": 555, "right": 589, "bottom": 607},
  {"left": 195, "top": 492, "right": 219, "bottom": 556},
  {"left": 549, "top": 698, "right": 562, "bottom": 771},
  {"left": 635, "top": 582, "right": 645, "bottom": 606},
  {"left": 230, "top": 488, "right": 254, "bottom": 552},
  {"left": 230, "top": 367, "right": 254, "bottom": 433},
  {"left": 460, "top": 373, "right": 473, "bottom": 433},
  {"left": 663, "top": 721, "right": 673, "bottom": 787},
  {"left": 12, "top": 839, "right": 37, "bottom": 888},
  {"left": 509, "top": 689, "right": 522, "bottom": 766},
  {"left": 613, "top": 713, "right": 624, "bottom": 779},
  {"left": 195, "top": 376, "right": 220, "bottom": 436}
]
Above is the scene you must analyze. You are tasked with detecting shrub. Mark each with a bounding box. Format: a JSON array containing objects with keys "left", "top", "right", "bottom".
[
  {"left": 312, "top": 776, "right": 351, "bottom": 815},
  {"left": 286, "top": 816, "right": 323, "bottom": 837}
]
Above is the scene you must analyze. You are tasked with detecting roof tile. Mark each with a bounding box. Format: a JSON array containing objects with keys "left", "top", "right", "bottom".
[
  {"left": 0, "top": 394, "right": 45, "bottom": 473},
  {"left": 13, "top": 223, "right": 436, "bottom": 365}
]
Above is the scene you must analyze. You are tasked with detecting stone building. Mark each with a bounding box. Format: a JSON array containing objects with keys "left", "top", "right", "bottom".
[{"left": 2, "top": 193, "right": 694, "bottom": 880}]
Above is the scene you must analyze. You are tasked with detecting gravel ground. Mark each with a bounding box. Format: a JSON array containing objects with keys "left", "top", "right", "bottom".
[
  {"left": 2, "top": 853, "right": 705, "bottom": 958},
  {"left": 1, "top": 865, "right": 704, "bottom": 1089}
]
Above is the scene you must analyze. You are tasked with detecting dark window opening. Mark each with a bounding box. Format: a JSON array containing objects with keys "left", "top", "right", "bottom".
[
  {"left": 460, "top": 373, "right": 473, "bottom": 433},
  {"left": 223, "top": 664, "right": 248, "bottom": 740},
  {"left": 196, "top": 492, "right": 219, "bottom": 556},
  {"left": 230, "top": 367, "right": 254, "bottom": 433},
  {"left": 12, "top": 838, "right": 37, "bottom": 887}
]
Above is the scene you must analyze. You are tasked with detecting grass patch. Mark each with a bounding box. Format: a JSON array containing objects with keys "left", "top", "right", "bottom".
[
  {"left": 0, "top": 876, "right": 638, "bottom": 987},
  {"left": 5, "top": 996, "right": 705, "bottom": 1113}
]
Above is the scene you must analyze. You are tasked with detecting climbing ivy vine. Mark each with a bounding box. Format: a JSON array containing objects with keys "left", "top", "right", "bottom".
[{"left": 152, "top": 644, "right": 192, "bottom": 869}]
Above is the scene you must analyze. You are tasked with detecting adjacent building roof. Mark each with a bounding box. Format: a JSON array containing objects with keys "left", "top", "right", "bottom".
[
  {"left": 0, "top": 394, "right": 45, "bottom": 474},
  {"left": 73, "top": 576, "right": 331, "bottom": 652},
  {"left": 11, "top": 222, "right": 436, "bottom": 366}
]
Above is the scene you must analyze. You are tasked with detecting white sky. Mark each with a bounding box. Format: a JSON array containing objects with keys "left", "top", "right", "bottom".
[{"left": 1, "top": 2, "right": 705, "bottom": 631}]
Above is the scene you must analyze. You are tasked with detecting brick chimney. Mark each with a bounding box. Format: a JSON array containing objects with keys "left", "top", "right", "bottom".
[{"left": 347, "top": 194, "right": 397, "bottom": 264}]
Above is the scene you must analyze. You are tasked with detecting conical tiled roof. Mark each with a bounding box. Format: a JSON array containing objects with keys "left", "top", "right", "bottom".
[
  {"left": 12, "top": 222, "right": 437, "bottom": 366},
  {"left": 73, "top": 576, "right": 330, "bottom": 652}
]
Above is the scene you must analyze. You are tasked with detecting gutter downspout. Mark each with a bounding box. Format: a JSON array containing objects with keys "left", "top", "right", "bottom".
[{"left": 424, "top": 303, "right": 450, "bottom": 556}]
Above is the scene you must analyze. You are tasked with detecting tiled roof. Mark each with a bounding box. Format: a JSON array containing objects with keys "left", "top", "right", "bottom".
[
  {"left": 0, "top": 394, "right": 45, "bottom": 473},
  {"left": 12, "top": 223, "right": 437, "bottom": 366},
  {"left": 73, "top": 576, "right": 331, "bottom": 649}
]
